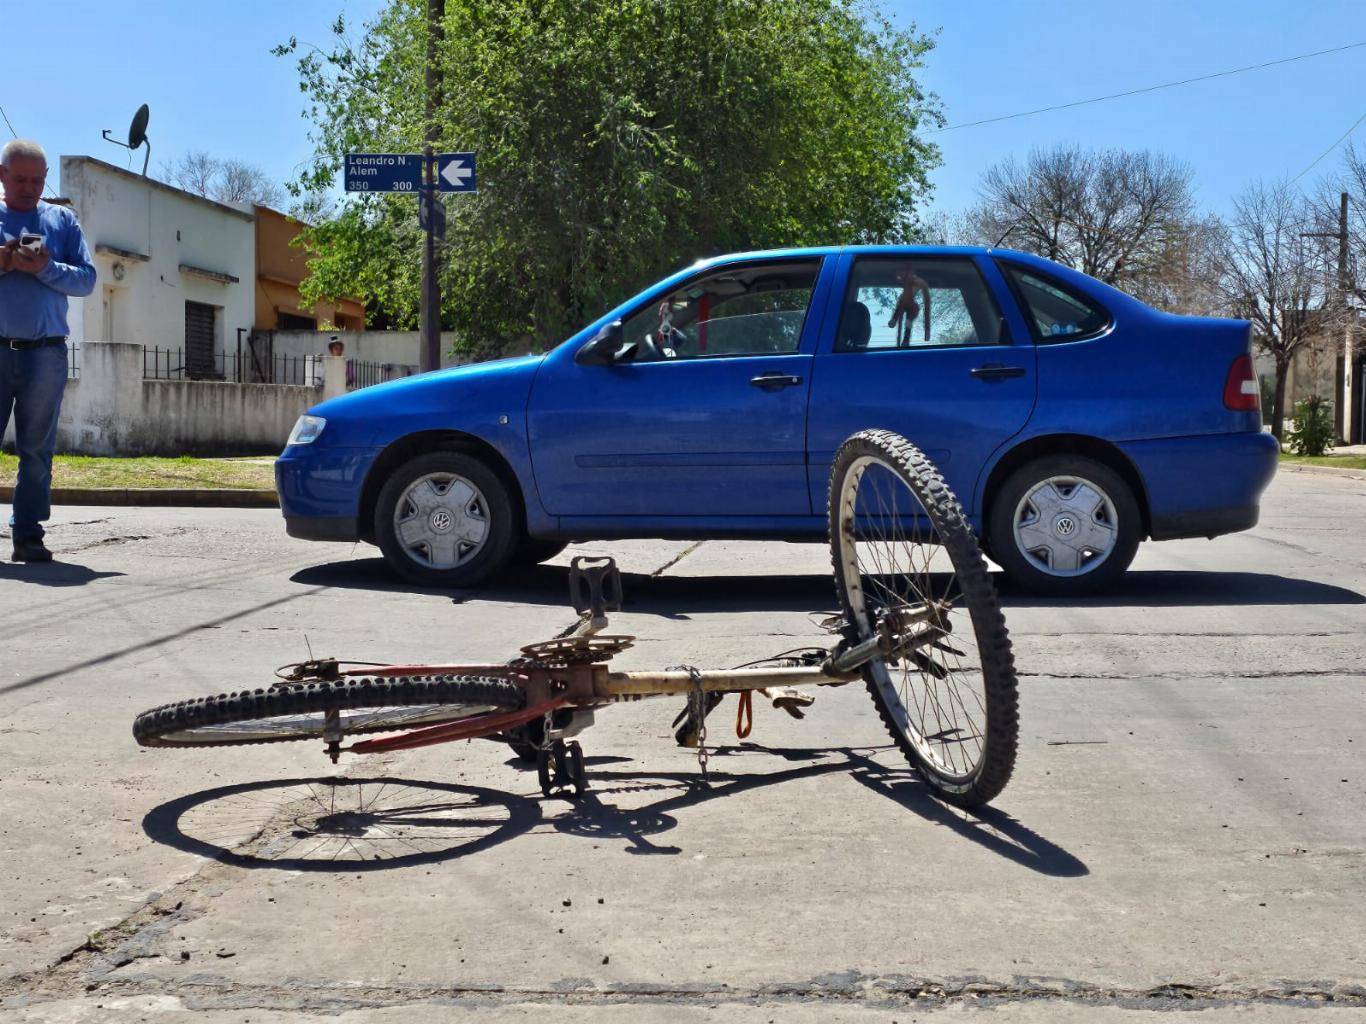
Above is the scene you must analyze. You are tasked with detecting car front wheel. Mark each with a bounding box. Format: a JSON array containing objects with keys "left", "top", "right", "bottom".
[
  {"left": 987, "top": 455, "right": 1140, "bottom": 596},
  {"left": 375, "top": 451, "right": 517, "bottom": 587}
]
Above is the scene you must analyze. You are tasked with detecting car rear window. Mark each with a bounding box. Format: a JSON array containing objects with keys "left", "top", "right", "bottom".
[{"left": 999, "top": 262, "right": 1111, "bottom": 340}]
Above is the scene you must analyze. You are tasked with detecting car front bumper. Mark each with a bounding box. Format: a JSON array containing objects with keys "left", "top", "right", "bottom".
[
  {"left": 1120, "top": 430, "right": 1279, "bottom": 541},
  {"left": 275, "top": 444, "right": 381, "bottom": 543}
]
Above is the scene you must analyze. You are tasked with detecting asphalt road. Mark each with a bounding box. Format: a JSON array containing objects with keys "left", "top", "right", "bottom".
[{"left": 1, "top": 469, "right": 1364, "bottom": 1022}]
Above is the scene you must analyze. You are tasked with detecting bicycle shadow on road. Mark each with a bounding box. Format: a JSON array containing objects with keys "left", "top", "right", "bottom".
[
  {"left": 291, "top": 558, "right": 838, "bottom": 614},
  {"left": 141, "top": 749, "right": 1085, "bottom": 878},
  {"left": 142, "top": 775, "right": 542, "bottom": 873},
  {"left": 548, "top": 743, "right": 1088, "bottom": 877}
]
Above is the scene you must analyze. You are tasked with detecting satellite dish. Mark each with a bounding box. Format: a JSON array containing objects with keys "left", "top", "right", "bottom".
[
  {"left": 102, "top": 104, "right": 152, "bottom": 177},
  {"left": 128, "top": 104, "right": 149, "bottom": 149}
]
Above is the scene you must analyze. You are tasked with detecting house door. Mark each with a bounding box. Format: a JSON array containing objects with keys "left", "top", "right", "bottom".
[{"left": 184, "top": 301, "right": 218, "bottom": 379}]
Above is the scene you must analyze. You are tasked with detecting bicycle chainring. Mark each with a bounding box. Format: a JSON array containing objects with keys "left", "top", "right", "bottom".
[{"left": 519, "top": 635, "right": 635, "bottom": 666}]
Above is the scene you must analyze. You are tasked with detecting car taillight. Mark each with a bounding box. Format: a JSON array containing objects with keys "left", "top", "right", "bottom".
[{"left": 1223, "top": 354, "right": 1260, "bottom": 412}]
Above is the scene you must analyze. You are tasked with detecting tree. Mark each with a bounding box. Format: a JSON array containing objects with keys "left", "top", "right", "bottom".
[
  {"left": 278, "top": 0, "right": 941, "bottom": 351},
  {"left": 1211, "top": 180, "right": 1341, "bottom": 440},
  {"left": 163, "top": 151, "right": 286, "bottom": 208},
  {"left": 968, "top": 146, "right": 1214, "bottom": 311}
]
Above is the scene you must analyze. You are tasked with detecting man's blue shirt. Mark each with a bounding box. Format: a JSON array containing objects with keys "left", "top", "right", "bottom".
[{"left": 0, "top": 201, "right": 96, "bottom": 339}]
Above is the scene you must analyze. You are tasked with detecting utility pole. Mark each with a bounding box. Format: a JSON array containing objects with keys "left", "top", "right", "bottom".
[
  {"left": 1303, "top": 192, "right": 1355, "bottom": 442},
  {"left": 420, "top": 0, "right": 445, "bottom": 374}
]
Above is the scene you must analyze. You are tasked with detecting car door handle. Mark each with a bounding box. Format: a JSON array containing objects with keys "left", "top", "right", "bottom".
[
  {"left": 970, "top": 363, "right": 1026, "bottom": 381},
  {"left": 749, "top": 373, "right": 804, "bottom": 390}
]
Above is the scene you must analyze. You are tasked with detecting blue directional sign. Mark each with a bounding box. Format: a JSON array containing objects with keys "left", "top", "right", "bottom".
[
  {"left": 344, "top": 153, "right": 422, "bottom": 193},
  {"left": 437, "top": 152, "right": 477, "bottom": 193}
]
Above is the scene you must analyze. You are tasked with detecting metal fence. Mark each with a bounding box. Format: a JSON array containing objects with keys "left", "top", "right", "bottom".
[
  {"left": 68, "top": 345, "right": 79, "bottom": 380},
  {"left": 348, "top": 359, "right": 419, "bottom": 390},
  {"left": 142, "top": 348, "right": 319, "bottom": 387}
]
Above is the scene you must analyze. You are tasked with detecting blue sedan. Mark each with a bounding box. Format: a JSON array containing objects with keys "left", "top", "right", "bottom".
[{"left": 276, "top": 246, "right": 1278, "bottom": 595}]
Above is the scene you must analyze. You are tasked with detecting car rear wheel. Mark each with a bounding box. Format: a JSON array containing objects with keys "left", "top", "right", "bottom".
[
  {"left": 375, "top": 451, "right": 517, "bottom": 587},
  {"left": 987, "top": 455, "right": 1140, "bottom": 596}
]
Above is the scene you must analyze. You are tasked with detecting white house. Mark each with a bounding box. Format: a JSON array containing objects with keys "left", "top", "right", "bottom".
[{"left": 60, "top": 155, "right": 255, "bottom": 376}]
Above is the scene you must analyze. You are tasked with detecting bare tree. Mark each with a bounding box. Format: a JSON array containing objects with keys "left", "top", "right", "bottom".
[
  {"left": 970, "top": 146, "right": 1206, "bottom": 309},
  {"left": 1211, "top": 180, "right": 1340, "bottom": 439},
  {"left": 163, "top": 151, "right": 286, "bottom": 208}
]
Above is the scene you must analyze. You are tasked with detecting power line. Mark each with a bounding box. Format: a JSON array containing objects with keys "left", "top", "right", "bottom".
[
  {"left": 934, "top": 40, "right": 1366, "bottom": 133},
  {"left": 0, "top": 103, "right": 18, "bottom": 138},
  {"left": 1290, "top": 109, "right": 1366, "bottom": 184}
]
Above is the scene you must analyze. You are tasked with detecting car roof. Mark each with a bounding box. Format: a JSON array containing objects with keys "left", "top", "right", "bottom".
[{"left": 695, "top": 244, "right": 1019, "bottom": 266}]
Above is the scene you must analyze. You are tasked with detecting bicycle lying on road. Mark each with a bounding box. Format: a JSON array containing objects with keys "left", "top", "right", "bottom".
[{"left": 134, "top": 431, "right": 1020, "bottom": 808}]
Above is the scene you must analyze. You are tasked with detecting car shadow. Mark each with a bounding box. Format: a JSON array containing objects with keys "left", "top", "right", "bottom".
[
  {"left": 292, "top": 558, "right": 838, "bottom": 614},
  {"left": 995, "top": 569, "right": 1365, "bottom": 607},
  {"left": 143, "top": 746, "right": 1086, "bottom": 878},
  {"left": 292, "top": 557, "right": 1363, "bottom": 610}
]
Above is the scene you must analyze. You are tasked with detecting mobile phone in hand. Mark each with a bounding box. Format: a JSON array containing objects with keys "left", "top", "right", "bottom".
[{"left": 19, "top": 232, "right": 43, "bottom": 253}]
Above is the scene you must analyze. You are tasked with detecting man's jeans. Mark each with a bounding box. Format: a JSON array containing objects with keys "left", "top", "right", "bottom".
[{"left": 0, "top": 343, "right": 68, "bottom": 543}]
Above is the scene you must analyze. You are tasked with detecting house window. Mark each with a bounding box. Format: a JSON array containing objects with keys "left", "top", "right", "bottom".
[{"left": 277, "top": 312, "right": 317, "bottom": 330}]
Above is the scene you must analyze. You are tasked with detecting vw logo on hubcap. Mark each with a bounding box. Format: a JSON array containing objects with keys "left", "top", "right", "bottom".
[
  {"left": 1054, "top": 515, "right": 1077, "bottom": 537},
  {"left": 429, "top": 509, "right": 454, "bottom": 533}
]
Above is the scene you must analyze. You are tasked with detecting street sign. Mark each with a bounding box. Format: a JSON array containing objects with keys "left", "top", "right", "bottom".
[
  {"left": 344, "top": 153, "right": 423, "bottom": 193},
  {"left": 437, "top": 152, "right": 477, "bottom": 193},
  {"left": 419, "top": 190, "right": 447, "bottom": 239}
]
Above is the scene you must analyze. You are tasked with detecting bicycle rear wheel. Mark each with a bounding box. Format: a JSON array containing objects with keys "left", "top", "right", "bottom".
[
  {"left": 134, "top": 674, "right": 523, "bottom": 748},
  {"left": 828, "top": 430, "right": 1018, "bottom": 807}
]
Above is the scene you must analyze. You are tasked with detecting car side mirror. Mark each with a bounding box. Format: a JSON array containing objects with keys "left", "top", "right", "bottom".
[{"left": 575, "top": 321, "right": 625, "bottom": 366}]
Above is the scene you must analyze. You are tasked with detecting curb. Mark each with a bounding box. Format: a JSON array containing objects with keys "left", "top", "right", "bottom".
[
  {"left": 0, "top": 486, "right": 279, "bottom": 508},
  {"left": 1278, "top": 462, "right": 1366, "bottom": 482}
]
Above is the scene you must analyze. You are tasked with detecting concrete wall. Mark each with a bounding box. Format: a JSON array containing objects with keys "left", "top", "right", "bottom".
[
  {"left": 3, "top": 342, "right": 320, "bottom": 456},
  {"left": 60, "top": 157, "right": 255, "bottom": 356}
]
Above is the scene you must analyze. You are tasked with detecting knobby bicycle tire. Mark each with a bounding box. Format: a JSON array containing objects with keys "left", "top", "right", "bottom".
[
  {"left": 133, "top": 674, "right": 524, "bottom": 749},
  {"left": 828, "top": 429, "right": 1019, "bottom": 807}
]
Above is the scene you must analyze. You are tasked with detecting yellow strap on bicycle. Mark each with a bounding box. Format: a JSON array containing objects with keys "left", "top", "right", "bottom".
[{"left": 736, "top": 689, "right": 753, "bottom": 739}]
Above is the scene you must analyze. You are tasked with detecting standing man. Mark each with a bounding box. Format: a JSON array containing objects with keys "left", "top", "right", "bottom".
[{"left": 0, "top": 140, "right": 95, "bottom": 562}]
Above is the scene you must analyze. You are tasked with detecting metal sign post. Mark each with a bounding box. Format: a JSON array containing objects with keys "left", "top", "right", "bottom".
[{"left": 344, "top": 150, "right": 477, "bottom": 374}]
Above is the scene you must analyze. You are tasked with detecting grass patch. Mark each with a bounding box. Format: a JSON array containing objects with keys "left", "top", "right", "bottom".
[
  {"left": 1280, "top": 453, "right": 1366, "bottom": 470},
  {"left": 0, "top": 454, "right": 276, "bottom": 490}
]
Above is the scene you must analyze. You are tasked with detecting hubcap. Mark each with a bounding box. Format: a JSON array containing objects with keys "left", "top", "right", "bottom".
[
  {"left": 1013, "top": 475, "right": 1117, "bottom": 577},
  {"left": 393, "top": 472, "right": 490, "bottom": 570}
]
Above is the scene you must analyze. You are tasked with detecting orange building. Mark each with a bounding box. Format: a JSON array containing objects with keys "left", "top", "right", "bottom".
[{"left": 254, "top": 205, "right": 364, "bottom": 331}]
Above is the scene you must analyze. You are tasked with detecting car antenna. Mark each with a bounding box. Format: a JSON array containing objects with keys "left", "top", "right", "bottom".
[{"left": 992, "top": 222, "right": 1019, "bottom": 249}]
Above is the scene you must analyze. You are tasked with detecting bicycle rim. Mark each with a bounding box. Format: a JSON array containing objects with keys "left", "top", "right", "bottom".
[{"left": 830, "top": 431, "right": 1017, "bottom": 804}]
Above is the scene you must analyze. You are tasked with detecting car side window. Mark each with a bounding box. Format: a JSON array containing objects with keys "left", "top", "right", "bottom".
[
  {"left": 1001, "top": 263, "right": 1110, "bottom": 340},
  {"left": 836, "top": 257, "right": 1008, "bottom": 351},
  {"left": 620, "top": 260, "right": 820, "bottom": 361}
]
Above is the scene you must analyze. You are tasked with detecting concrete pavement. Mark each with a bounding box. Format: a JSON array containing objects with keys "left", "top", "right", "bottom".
[{"left": 1, "top": 470, "right": 1364, "bottom": 1020}]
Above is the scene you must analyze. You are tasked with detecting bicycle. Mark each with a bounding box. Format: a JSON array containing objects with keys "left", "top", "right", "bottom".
[{"left": 134, "top": 430, "right": 1020, "bottom": 808}]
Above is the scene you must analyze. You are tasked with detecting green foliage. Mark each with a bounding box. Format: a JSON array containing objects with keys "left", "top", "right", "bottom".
[
  {"left": 278, "top": 0, "right": 940, "bottom": 354},
  {"left": 1286, "top": 395, "right": 1335, "bottom": 457}
]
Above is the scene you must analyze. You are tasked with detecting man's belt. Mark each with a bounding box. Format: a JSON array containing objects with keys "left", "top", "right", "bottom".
[{"left": 1, "top": 336, "right": 65, "bottom": 350}]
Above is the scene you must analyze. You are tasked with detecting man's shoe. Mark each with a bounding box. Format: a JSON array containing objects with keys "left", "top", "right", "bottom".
[{"left": 11, "top": 539, "right": 53, "bottom": 563}]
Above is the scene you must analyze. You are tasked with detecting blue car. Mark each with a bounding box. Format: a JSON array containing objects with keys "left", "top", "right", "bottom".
[{"left": 277, "top": 246, "right": 1277, "bottom": 595}]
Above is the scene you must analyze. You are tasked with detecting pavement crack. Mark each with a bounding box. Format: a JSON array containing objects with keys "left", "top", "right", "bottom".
[
  {"left": 650, "top": 540, "right": 704, "bottom": 577},
  {"left": 10, "top": 972, "right": 1363, "bottom": 1014}
]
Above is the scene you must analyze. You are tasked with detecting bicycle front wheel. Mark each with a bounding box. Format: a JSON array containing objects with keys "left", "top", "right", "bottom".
[
  {"left": 829, "top": 430, "right": 1018, "bottom": 807},
  {"left": 134, "top": 674, "right": 524, "bottom": 748}
]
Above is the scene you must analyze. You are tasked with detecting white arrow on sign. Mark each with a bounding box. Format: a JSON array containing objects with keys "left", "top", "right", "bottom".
[{"left": 440, "top": 159, "right": 472, "bottom": 188}]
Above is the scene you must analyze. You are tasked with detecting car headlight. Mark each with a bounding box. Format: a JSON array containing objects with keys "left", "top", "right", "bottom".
[{"left": 287, "top": 415, "right": 327, "bottom": 446}]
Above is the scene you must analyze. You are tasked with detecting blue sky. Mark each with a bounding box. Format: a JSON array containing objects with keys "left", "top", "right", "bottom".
[{"left": 14, "top": 0, "right": 1366, "bottom": 219}]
